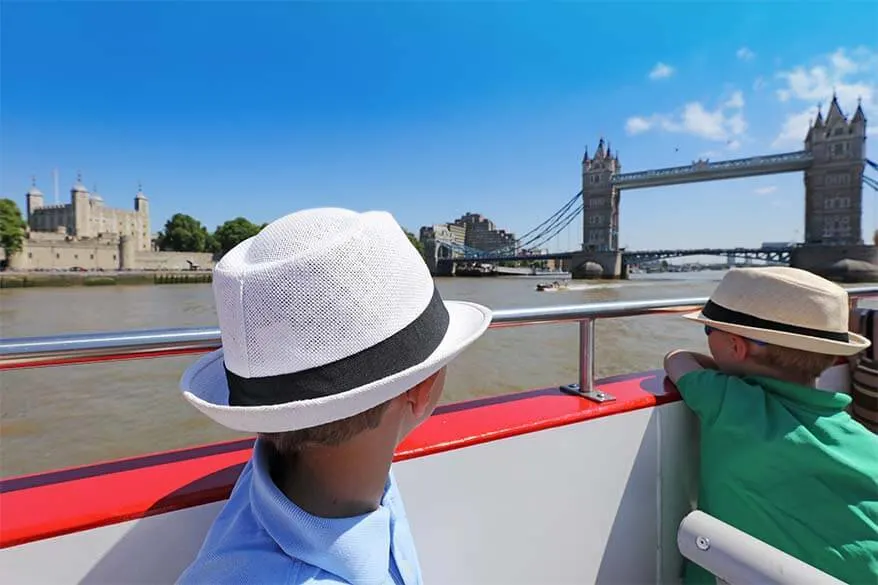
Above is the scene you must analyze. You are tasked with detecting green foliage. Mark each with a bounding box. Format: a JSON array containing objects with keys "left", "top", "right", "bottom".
[
  {"left": 0, "top": 198, "right": 27, "bottom": 262},
  {"left": 214, "top": 217, "right": 263, "bottom": 256},
  {"left": 152, "top": 212, "right": 423, "bottom": 260},
  {"left": 405, "top": 230, "right": 424, "bottom": 256},
  {"left": 155, "top": 213, "right": 212, "bottom": 252}
]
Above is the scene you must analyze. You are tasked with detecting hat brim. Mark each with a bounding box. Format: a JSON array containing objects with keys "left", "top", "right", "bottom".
[
  {"left": 682, "top": 310, "right": 870, "bottom": 357},
  {"left": 180, "top": 300, "right": 492, "bottom": 433}
]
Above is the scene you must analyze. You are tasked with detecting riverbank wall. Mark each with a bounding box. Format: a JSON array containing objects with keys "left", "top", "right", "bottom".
[{"left": 0, "top": 271, "right": 213, "bottom": 289}]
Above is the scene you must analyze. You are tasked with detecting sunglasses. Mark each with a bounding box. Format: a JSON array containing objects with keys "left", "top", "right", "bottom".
[{"left": 704, "top": 325, "right": 765, "bottom": 346}]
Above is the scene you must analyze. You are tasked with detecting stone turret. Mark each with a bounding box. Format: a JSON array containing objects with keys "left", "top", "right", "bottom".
[
  {"left": 581, "top": 137, "right": 621, "bottom": 253},
  {"left": 802, "top": 94, "right": 866, "bottom": 245},
  {"left": 25, "top": 177, "right": 44, "bottom": 223},
  {"left": 70, "top": 172, "right": 91, "bottom": 238},
  {"left": 573, "top": 137, "right": 624, "bottom": 279}
]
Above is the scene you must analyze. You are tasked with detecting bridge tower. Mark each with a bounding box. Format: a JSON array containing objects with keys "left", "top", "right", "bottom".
[
  {"left": 792, "top": 96, "right": 876, "bottom": 280},
  {"left": 803, "top": 95, "right": 867, "bottom": 245},
  {"left": 581, "top": 138, "right": 621, "bottom": 252},
  {"left": 570, "top": 139, "right": 624, "bottom": 278}
]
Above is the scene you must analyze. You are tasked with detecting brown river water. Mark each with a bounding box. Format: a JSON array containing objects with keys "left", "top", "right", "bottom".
[{"left": 2, "top": 272, "right": 873, "bottom": 477}]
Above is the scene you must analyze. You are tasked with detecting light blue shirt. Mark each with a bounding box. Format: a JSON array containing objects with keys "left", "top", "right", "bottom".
[{"left": 177, "top": 439, "right": 423, "bottom": 585}]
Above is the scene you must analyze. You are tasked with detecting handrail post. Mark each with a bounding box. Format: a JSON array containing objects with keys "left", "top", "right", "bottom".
[
  {"left": 560, "top": 318, "right": 615, "bottom": 403},
  {"left": 580, "top": 318, "right": 595, "bottom": 394}
]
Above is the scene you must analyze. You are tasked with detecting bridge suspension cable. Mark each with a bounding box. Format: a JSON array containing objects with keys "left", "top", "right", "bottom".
[
  {"left": 499, "top": 201, "right": 583, "bottom": 254},
  {"left": 474, "top": 190, "right": 582, "bottom": 256},
  {"left": 513, "top": 191, "right": 581, "bottom": 242},
  {"left": 518, "top": 203, "right": 582, "bottom": 250}
]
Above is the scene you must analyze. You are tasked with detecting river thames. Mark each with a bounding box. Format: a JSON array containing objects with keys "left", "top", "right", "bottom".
[{"left": 2, "top": 272, "right": 874, "bottom": 477}]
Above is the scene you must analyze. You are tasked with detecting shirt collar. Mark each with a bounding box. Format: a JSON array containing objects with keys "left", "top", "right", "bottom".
[
  {"left": 249, "top": 439, "right": 394, "bottom": 584},
  {"left": 749, "top": 375, "right": 852, "bottom": 411}
]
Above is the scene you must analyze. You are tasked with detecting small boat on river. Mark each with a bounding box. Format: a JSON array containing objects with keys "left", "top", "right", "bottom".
[
  {"left": 536, "top": 280, "right": 568, "bottom": 292},
  {"left": 2, "top": 290, "right": 874, "bottom": 584}
]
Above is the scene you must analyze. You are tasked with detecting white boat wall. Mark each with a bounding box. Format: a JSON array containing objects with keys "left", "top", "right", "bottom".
[{"left": 2, "top": 292, "right": 871, "bottom": 585}]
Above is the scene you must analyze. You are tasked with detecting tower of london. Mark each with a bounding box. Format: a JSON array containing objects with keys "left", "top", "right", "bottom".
[{"left": 26, "top": 173, "right": 151, "bottom": 251}]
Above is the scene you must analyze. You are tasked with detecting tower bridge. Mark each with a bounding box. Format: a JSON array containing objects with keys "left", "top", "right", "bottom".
[
  {"left": 442, "top": 246, "right": 792, "bottom": 266},
  {"left": 434, "top": 95, "right": 875, "bottom": 281},
  {"left": 611, "top": 151, "right": 813, "bottom": 189}
]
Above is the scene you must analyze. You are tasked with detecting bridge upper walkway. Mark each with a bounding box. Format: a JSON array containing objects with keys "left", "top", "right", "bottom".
[
  {"left": 612, "top": 151, "right": 813, "bottom": 190},
  {"left": 446, "top": 246, "right": 794, "bottom": 264}
]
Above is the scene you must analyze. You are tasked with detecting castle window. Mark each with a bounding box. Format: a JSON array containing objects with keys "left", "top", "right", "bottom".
[
  {"left": 56, "top": 253, "right": 60, "bottom": 259},
  {"left": 28, "top": 253, "right": 32, "bottom": 259},
  {"left": 832, "top": 143, "right": 846, "bottom": 156},
  {"left": 833, "top": 127, "right": 844, "bottom": 136},
  {"left": 90, "top": 254, "right": 94, "bottom": 260}
]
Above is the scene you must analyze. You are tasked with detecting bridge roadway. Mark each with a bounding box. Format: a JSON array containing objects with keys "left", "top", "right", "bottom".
[
  {"left": 611, "top": 151, "right": 813, "bottom": 190},
  {"left": 449, "top": 247, "right": 794, "bottom": 265}
]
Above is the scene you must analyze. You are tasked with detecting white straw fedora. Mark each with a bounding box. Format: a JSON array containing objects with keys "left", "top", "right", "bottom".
[
  {"left": 682, "top": 266, "right": 870, "bottom": 356},
  {"left": 181, "top": 208, "right": 492, "bottom": 433}
]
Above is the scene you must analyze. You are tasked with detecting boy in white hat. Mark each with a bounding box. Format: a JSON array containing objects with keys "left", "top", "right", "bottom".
[
  {"left": 176, "top": 208, "right": 492, "bottom": 584},
  {"left": 664, "top": 267, "right": 878, "bottom": 584}
]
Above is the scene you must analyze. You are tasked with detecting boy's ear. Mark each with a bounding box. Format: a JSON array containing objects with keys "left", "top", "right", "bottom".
[
  {"left": 728, "top": 334, "right": 754, "bottom": 361},
  {"left": 405, "top": 371, "right": 441, "bottom": 418}
]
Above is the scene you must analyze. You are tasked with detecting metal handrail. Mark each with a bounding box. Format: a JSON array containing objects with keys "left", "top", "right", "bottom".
[
  {"left": 3, "top": 287, "right": 878, "bottom": 401},
  {"left": 678, "top": 511, "right": 845, "bottom": 584}
]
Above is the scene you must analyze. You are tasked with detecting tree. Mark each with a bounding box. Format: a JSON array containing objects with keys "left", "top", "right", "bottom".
[
  {"left": 0, "top": 198, "right": 27, "bottom": 264},
  {"left": 155, "top": 213, "right": 211, "bottom": 252},
  {"left": 405, "top": 230, "right": 424, "bottom": 256},
  {"left": 214, "top": 217, "right": 263, "bottom": 256}
]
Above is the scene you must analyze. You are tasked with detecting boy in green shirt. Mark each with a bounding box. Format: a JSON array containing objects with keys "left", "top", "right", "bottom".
[{"left": 664, "top": 267, "right": 878, "bottom": 584}]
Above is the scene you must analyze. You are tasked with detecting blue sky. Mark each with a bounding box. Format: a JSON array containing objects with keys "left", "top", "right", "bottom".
[{"left": 2, "top": 2, "right": 877, "bottom": 252}]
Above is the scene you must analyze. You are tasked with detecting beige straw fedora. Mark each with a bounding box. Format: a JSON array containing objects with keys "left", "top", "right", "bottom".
[{"left": 682, "top": 266, "right": 870, "bottom": 356}]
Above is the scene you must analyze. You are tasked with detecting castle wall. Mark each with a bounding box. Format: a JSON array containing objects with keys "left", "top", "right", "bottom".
[
  {"left": 133, "top": 251, "right": 215, "bottom": 271},
  {"left": 7, "top": 240, "right": 121, "bottom": 271},
  {"left": 30, "top": 205, "right": 75, "bottom": 234},
  {"left": 3, "top": 239, "right": 215, "bottom": 272},
  {"left": 26, "top": 182, "right": 151, "bottom": 253}
]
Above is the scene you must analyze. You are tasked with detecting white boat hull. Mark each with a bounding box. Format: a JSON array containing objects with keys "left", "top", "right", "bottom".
[{"left": 1, "top": 371, "right": 699, "bottom": 584}]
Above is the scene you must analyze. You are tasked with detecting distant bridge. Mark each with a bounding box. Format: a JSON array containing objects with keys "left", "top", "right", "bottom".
[
  {"left": 446, "top": 246, "right": 794, "bottom": 265},
  {"left": 623, "top": 247, "right": 792, "bottom": 264}
]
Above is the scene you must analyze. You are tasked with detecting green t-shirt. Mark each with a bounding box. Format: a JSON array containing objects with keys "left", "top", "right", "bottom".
[{"left": 676, "top": 369, "right": 878, "bottom": 585}]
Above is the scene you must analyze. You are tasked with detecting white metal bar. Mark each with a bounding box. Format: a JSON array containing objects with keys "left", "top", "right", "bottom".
[
  {"left": 677, "top": 511, "right": 845, "bottom": 585},
  {"left": 579, "top": 319, "right": 595, "bottom": 395},
  {"left": 2, "top": 288, "right": 876, "bottom": 377}
]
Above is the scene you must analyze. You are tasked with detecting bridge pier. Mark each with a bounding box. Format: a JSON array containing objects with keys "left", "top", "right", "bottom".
[
  {"left": 433, "top": 259, "right": 455, "bottom": 277},
  {"left": 570, "top": 250, "right": 625, "bottom": 280},
  {"left": 790, "top": 244, "right": 878, "bottom": 283}
]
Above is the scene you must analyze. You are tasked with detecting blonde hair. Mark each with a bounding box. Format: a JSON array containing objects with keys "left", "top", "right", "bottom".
[
  {"left": 260, "top": 401, "right": 391, "bottom": 456},
  {"left": 751, "top": 343, "right": 836, "bottom": 380}
]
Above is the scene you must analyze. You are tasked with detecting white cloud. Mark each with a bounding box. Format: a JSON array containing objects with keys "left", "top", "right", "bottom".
[
  {"left": 726, "top": 139, "right": 742, "bottom": 152},
  {"left": 771, "top": 47, "right": 876, "bottom": 148},
  {"left": 623, "top": 90, "right": 748, "bottom": 144},
  {"left": 724, "top": 90, "right": 745, "bottom": 109},
  {"left": 625, "top": 117, "right": 653, "bottom": 135},
  {"left": 737, "top": 47, "right": 756, "bottom": 61},
  {"left": 648, "top": 62, "right": 675, "bottom": 80},
  {"left": 754, "top": 186, "right": 777, "bottom": 195}
]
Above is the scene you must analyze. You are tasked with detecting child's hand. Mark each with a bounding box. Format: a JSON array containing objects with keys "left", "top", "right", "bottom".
[
  {"left": 664, "top": 350, "right": 714, "bottom": 384},
  {"left": 690, "top": 352, "right": 718, "bottom": 370}
]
